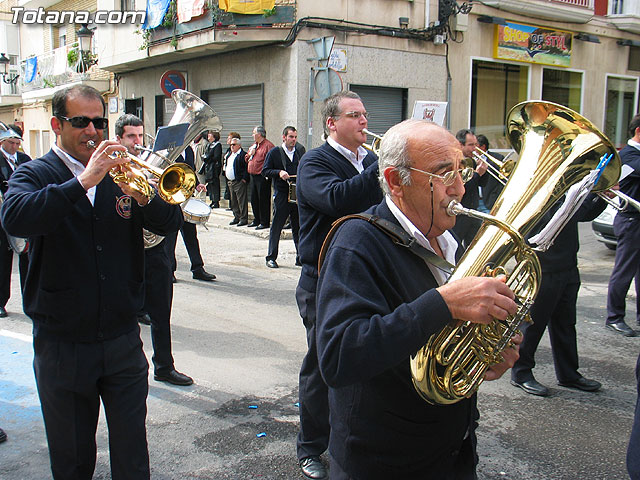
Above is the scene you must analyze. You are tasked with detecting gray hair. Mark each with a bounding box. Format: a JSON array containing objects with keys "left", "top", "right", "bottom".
[
  {"left": 378, "top": 119, "right": 449, "bottom": 195},
  {"left": 321, "top": 91, "right": 361, "bottom": 136},
  {"left": 254, "top": 125, "right": 266, "bottom": 137}
]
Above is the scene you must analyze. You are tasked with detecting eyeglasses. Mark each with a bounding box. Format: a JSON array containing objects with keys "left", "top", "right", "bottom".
[
  {"left": 57, "top": 116, "right": 108, "bottom": 130},
  {"left": 408, "top": 166, "right": 474, "bottom": 186},
  {"left": 336, "top": 111, "right": 369, "bottom": 120}
]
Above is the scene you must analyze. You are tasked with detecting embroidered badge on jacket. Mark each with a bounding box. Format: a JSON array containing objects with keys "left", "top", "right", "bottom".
[{"left": 116, "top": 195, "right": 132, "bottom": 219}]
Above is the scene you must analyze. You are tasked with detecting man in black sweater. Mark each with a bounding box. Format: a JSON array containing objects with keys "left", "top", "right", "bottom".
[
  {"left": 0, "top": 85, "right": 183, "bottom": 479},
  {"left": 316, "top": 119, "right": 519, "bottom": 479},
  {"left": 295, "top": 91, "right": 382, "bottom": 479},
  {"left": 606, "top": 114, "right": 640, "bottom": 337}
]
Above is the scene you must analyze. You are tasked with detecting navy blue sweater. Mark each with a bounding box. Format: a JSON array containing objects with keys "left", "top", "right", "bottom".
[
  {"left": 296, "top": 142, "right": 382, "bottom": 292},
  {"left": 316, "top": 200, "right": 476, "bottom": 479},
  {"left": 618, "top": 144, "right": 640, "bottom": 219},
  {"left": 0, "top": 150, "right": 183, "bottom": 342}
]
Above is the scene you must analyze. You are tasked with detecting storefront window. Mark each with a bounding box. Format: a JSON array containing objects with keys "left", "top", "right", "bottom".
[
  {"left": 471, "top": 60, "right": 529, "bottom": 149},
  {"left": 604, "top": 76, "right": 638, "bottom": 148},
  {"left": 542, "top": 69, "right": 582, "bottom": 112}
]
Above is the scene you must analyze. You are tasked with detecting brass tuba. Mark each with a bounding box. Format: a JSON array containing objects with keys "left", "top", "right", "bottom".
[{"left": 410, "top": 101, "right": 621, "bottom": 405}]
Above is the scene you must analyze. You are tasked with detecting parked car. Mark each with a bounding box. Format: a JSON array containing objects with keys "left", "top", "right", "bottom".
[{"left": 591, "top": 202, "right": 618, "bottom": 249}]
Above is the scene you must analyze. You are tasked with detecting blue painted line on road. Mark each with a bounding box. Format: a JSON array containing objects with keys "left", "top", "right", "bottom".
[{"left": 0, "top": 332, "right": 41, "bottom": 428}]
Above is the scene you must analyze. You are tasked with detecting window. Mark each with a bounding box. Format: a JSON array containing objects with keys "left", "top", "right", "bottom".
[
  {"left": 471, "top": 60, "right": 529, "bottom": 149},
  {"left": 125, "top": 98, "right": 143, "bottom": 122},
  {"left": 121, "top": 0, "right": 135, "bottom": 10},
  {"left": 604, "top": 76, "right": 638, "bottom": 148},
  {"left": 542, "top": 68, "right": 582, "bottom": 112},
  {"left": 611, "top": 0, "right": 624, "bottom": 14}
]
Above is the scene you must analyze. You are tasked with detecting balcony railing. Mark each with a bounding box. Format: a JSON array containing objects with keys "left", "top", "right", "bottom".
[
  {"left": 20, "top": 43, "right": 105, "bottom": 93},
  {"left": 550, "top": 0, "right": 593, "bottom": 7}
]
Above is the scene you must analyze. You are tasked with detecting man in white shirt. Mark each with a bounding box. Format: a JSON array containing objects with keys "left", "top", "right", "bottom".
[{"left": 225, "top": 138, "right": 249, "bottom": 226}]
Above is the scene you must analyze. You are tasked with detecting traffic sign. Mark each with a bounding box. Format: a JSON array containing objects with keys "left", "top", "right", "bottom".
[{"left": 160, "top": 70, "right": 186, "bottom": 97}]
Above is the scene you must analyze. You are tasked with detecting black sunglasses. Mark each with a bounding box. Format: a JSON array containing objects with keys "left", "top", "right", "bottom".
[{"left": 58, "top": 115, "right": 108, "bottom": 130}]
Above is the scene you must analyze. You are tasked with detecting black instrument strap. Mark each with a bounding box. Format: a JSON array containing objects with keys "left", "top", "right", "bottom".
[{"left": 318, "top": 213, "right": 455, "bottom": 275}]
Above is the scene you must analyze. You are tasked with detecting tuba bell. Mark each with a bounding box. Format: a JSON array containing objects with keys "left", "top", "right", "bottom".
[{"left": 410, "top": 101, "right": 621, "bottom": 405}]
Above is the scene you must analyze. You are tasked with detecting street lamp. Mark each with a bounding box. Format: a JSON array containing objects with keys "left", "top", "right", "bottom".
[
  {"left": 76, "top": 24, "right": 97, "bottom": 68},
  {"left": 0, "top": 53, "right": 19, "bottom": 85}
]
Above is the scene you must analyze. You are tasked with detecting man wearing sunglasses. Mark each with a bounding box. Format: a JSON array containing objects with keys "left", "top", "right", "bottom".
[
  {"left": 314, "top": 119, "right": 520, "bottom": 479},
  {"left": 0, "top": 85, "right": 183, "bottom": 479},
  {"left": 295, "top": 91, "right": 383, "bottom": 479}
]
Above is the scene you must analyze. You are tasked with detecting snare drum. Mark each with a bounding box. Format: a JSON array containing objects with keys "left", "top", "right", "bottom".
[
  {"left": 287, "top": 175, "right": 297, "bottom": 204},
  {"left": 181, "top": 198, "right": 211, "bottom": 225}
]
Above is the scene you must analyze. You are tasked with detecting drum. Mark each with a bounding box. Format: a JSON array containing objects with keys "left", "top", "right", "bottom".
[
  {"left": 287, "top": 175, "right": 297, "bottom": 204},
  {"left": 182, "top": 198, "right": 211, "bottom": 225}
]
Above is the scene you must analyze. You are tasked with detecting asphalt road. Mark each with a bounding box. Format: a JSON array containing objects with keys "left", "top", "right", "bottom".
[{"left": 0, "top": 208, "right": 638, "bottom": 479}]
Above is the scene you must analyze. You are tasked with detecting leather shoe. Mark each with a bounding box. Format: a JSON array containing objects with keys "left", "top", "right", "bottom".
[
  {"left": 559, "top": 376, "right": 601, "bottom": 392},
  {"left": 299, "top": 456, "right": 327, "bottom": 480},
  {"left": 295, "top": 257, "right": 302, "bottom": 266},
  {"left": 229, "top": 218, "right": 239, "bottom": 225},
  {"left": 154, "top": 370, "right": 194, "bottom": 386},
  {"left": 0, "top": 427, "right": 6, "bottom": 443},
  {"left": 255, "top": 224, "right": 269, "bottom": 230},
  {"left": 266, "top": 259, "right": 278, "bottom": 269},
  {"left": 193, "top": 268, "right": 216, "bottom": 281},
  {"left": 137, "top": 313, "right": 151, "bottom": 325},
  {"left": 606, "top": 320, "right": 637, "bottom": 337},
  {"left": 511, "top": 378, "right": 550, "bottom": 397},
  {"left": 248, "top": 221, "right": 259, "bottom": 227},
  {"left": 172, "top": 274, "right": 177, "bottom": 284},
  {"left": 0, "top": 306, "right": 7, "bottom": 318},
  {"left": 237, "top": 220, "right": 248, "bottom": 226}
]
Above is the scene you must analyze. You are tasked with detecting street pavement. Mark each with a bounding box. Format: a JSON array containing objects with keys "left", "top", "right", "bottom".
[{"left": 0, "top": 206, "right": 638, "bottom": 480}]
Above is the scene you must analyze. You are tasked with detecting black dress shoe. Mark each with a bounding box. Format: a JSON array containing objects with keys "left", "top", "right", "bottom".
[
  {"left": 559, "top": 376, "right": 602, "bottom": 392},
  {"left": 137, "top": 313, "right": 151, "bottom": 325},
  {"left": 606, "top": 320, "right": 637, "bottom": 337},
  {"left": 229, "top": 218, "right": 239, "bottom": 225},
  {"left": 0, "top": 427, "right": 7, "bottom": 443},
  {"left": 283, "top": 221, "right": 291, "bottom": 229},
  {"left": 295, "top": 257, "right": 302, "bottom": 266},
  {"left": 0, "top": 306, "right": 7, "bottom": 318},
  {"left": 193, "top": 268, "right": 216, "bottom": 281},
  {"left": 266, "top": 259, "right": 278, "bottom": 269},
  {"left": 154, "top": 370, "right": 194, "bottom": 386},
  {"left": 172, "top": 274, "right": 177, "bottom": 284},
  {"left": 511, "top": 378, "right": 550, "bottom": 397},
  {"left": 237, "top": 220, "right": 248, "bottom": 226},
  {"left": 299, "top": 456, "right": 327, "bottom": 480},
  {"left": 255, "top": 224, "right": 269, "bottom": 230},
  {"left": 212, "top": 202, "right": 220, "bottom": 208},
  {"left": 248, "top": 221, "right": 259, "bottom": 227}
]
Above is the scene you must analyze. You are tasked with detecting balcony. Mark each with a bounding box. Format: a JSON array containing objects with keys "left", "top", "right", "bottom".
[
  {"left": 20, "top": 43, "right": 110, "bottom": 101},
  {"left": 481, "top": 0, "right": 594, "bottom": 23},
  {"left": 608, "top": 1, "right": 640, "bottom": 34}
]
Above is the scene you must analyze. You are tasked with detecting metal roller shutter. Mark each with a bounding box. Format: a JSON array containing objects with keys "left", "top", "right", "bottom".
[
  {"left": 203, "top": 85, "right": 263, "bottom": 146},
  {"left": 350, "top": 85, "right": 406, "bottom": 140}
]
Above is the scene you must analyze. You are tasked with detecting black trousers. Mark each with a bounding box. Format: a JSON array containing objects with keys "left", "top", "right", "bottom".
[
  {"left": 607, "top": 215, "right": 640, "bottom": 324},
  {"left": 295, "top": 285, "right": 330, "bottom": 460},
  {"left": 165, "top": 223, "right": 204, "bottom": 273},
  {"left": 628, "top": 352, "right": 640, "bottom": 479},
  {"left": 250, "top": 174, "right": 271, "bottom": 227},
  {"left": 143, "top": 243, "right": 175, "bottom": 375},
  {"left": 511, "top": 268, "right": 581, "bottom": 383},
  {"left": 266, "top": 193, "right": 299, "bottom": 262},
  {"left": 206, "top": 165, "right": 222, "bottom": 203},
  {"left": 33, "top": 329, "right": 149, "bottom": 480},
  {"left": 0, "top": 229, "right": 27, "bottom": 307}
]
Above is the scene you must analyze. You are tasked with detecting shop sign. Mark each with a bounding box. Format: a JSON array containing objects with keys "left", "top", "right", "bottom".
[{"left": 493, "top": 22, "right": 572, "bottom": 67}]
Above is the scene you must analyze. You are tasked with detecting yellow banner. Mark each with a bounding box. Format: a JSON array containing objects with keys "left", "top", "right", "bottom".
[{"left": 219, "top": 0, "right": 275, "bottom": 14}]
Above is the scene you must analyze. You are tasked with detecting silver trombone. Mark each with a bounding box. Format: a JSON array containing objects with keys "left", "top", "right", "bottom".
[
  {"left": 473, "top": 148, "right": 640, "bottom": 213},
  {"left": 363, "top": 128, "right": 383, "bottom": 154}
]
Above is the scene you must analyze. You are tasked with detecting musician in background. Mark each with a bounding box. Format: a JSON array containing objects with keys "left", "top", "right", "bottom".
[
  {"left": 453, "top": 129, "right": 488, "bottom": 247},
  {"left": 262, "top": 126, "right": 304, "bottom": 268},
  {"left": 295, "top": 91, "right": 382, "bottom": 480},
  {"left": 0, "top": 84, "right": 183, "bottom": 478},
  {"left": 116, "top": 114, "right": 193, "bottom": 387},
  {"left": 246, "top": 126, "right": 274, "bottom": 230},
  {"left": 606, "top": 114, "right": 640, "bottom": 337},
  {"left": 510, "top": 193, "right": 606, "bottom": 396},
  {"left": 0, "top": 124, "right": 31, "bottom": 317},
  {"left": 476, "top": 134, "right": 504, "bottom": 211},
  {"left": 315, "top": 119, "right": 520, "bottom": 479}
]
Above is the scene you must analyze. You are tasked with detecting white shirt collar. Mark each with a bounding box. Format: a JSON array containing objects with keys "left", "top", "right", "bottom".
[
  {"left": 52, "top": 143, "right": 96, "bottom": 206},
  {"left": 628, "top": 139, "right": 640, "bottom": 151},
  {"left": 385, "top": 194, "right": 457, "bottom": 285},
  {"left": 282, "top": 142, "right": 295, "bottom": 161},
  {"left": 327, "top": 136, "right": 368, "bottom": 173}
]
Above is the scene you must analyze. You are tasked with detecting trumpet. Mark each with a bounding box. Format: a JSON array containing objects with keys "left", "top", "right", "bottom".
[
  {"left": 363, "top": 128, "right": 383, "bottom": 154},
  {"left": 472, "top": 147, "right": 515, "bottom": 184},
  {"left": 87, "top": 140, "right": 197, "bottom": 205}
]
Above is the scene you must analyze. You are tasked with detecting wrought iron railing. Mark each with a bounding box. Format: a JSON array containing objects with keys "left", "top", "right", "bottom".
[{"left": 549, "top": 0, "right": 593, "bottom": 7}]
